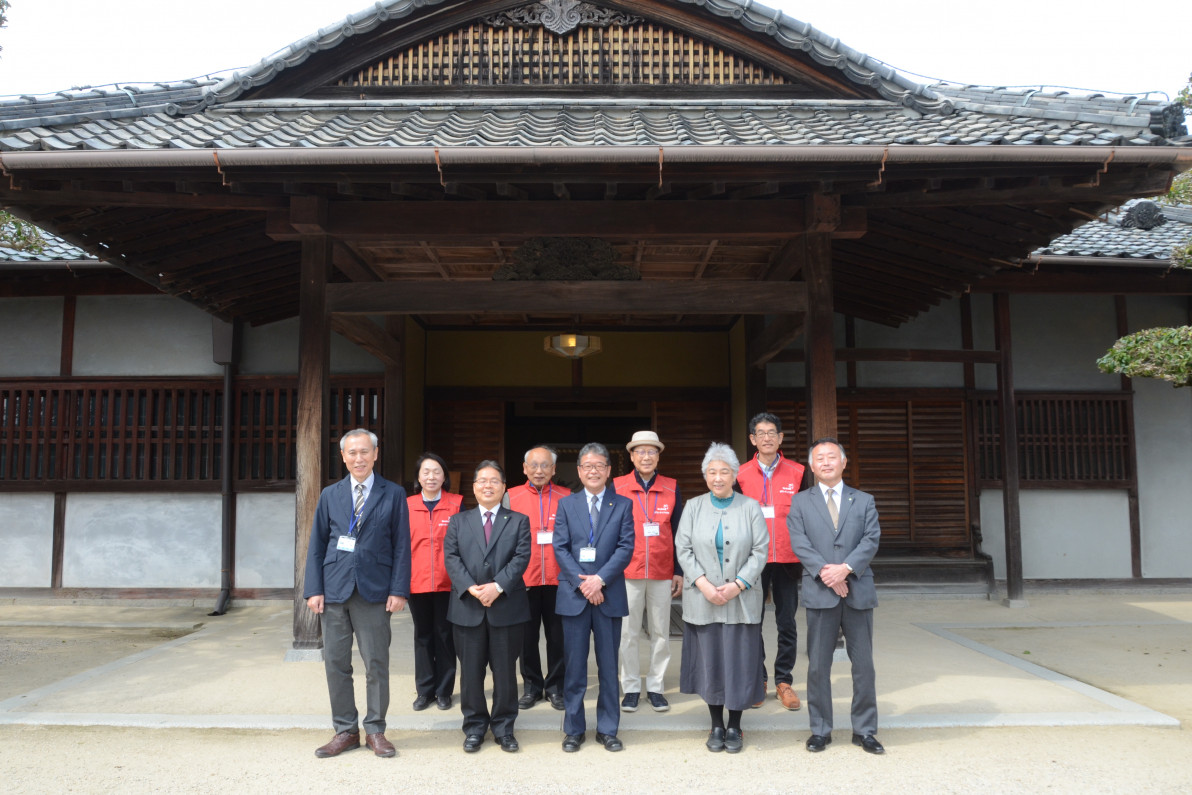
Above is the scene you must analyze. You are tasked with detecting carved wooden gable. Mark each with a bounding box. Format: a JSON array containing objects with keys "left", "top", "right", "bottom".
[{"left": 335, "top": 1, "right": 790, "bottom": 89}]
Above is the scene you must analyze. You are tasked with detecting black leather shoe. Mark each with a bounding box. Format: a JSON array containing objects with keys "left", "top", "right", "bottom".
[
  {"left": 705, "top": 727, "right": 725, "bottom": 752},
  {"left": 436, "top": 695, "right": 452, "bottom": 711},
  {"left": 724, "top": 728, "right": 744, "bottom": 754},
  {"left": 412, "top": 694, "right": 433, "bottom": 711},
  {"left": 548, "top": 692, "right": 565, "bottom": 710},
  {"left": 595, "top": 732, "right": 624, "bottom": 752},
  {"left": 518, "top": 692, "right": 543, "bottom": 710},
  {"left": 853, "top": 733, "right": 885, "bottom": 754},
  {"left": 806, "top": 734, "right": 832, "bottom": 752},
  {"left": 562, "top": 733, "right": 585, "bottom": 752},
  {"left": 463, "top": 734, "right": 484, "bottom": 753},
  {"left": 497, "top": 734, "right": 519, "bottom": 753}
]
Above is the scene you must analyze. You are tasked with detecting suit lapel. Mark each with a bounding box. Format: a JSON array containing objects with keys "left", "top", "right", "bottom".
[
  {"left": 835, "top": 486, "right": 855, "bottom": 533},
  {"left": 484, "top": 508, "right": 509, "bottom": 555},
  {"left": 357, "top": 477, "right": 384, "bottom": 533},
  {"left": 811, "top": 485, "right": 834, "bottom": 530}
]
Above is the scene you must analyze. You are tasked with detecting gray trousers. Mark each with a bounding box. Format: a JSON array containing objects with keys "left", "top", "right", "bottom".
[
  {"left": 323, "top": 589, "right": 392, "bottom": 735},
  {"left": 805, "top": 602, "right": 877, "bottom": 737}
]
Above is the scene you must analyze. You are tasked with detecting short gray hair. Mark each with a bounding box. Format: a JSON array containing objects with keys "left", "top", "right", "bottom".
[
  {"left": 577, "top": 442, "right": 610, "bottom": 464},
  {"left": 808, "top": 437, "right": 847, "bottom": 466},
  {"left": 701, "top": 443, "right": 740, "bottom": 477},
  {"left": 339, "top": 428, "right": 378, "bottom": 451},
  {"left": 524, "top": 445, "right": 558, "bottom": 465}
]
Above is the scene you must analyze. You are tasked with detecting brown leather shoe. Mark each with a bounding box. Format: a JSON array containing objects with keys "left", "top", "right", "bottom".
[
  {"left": 776, "top": 683, "right": 802, "bottom": 711},
  {"left": 366, "top": 732, "right": 396, "bottom": 757},
  {"left": 315, "top": 730, "right": 360, "bottom": 758}
]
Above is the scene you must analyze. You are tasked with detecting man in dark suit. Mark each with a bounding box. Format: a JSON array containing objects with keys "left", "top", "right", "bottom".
[
  {"left": 787, "top": 437, "right": 884, "bottom": 755},
  {"left": 303, "top": 428, "right": 411, "bottom": 759},
  {"left": 443, "top": 460, "right": 532, "bottom": 753},
  {"left": 553, "top": 442, "right": 635, "bottom": 752}
]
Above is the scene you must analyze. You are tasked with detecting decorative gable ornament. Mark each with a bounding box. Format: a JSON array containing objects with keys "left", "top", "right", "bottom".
[{"left": 486, "top": 0, "right": 643, "bottom": 34}]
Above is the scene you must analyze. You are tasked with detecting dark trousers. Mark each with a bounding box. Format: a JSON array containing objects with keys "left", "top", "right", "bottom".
[
  {"left": 409, "top": 591, "right": 456, "bottom": 699},
  {"left": 760, "top": 561, "right": 802, "bottom": 686},
  {"left": 805, "top": 602, "right": 877, "bottom": 736},
  {"left": 561, "top": 605, "right": 622, "bottom": 737},
  {"left": 520, "top": 584, "right": 564, "bottom": 697},
  {"left": 322, "top": 588, "right": 392, "bottom": 735},
  {"left": 454, "top": 619, "right": 524, "bottom": 739}
]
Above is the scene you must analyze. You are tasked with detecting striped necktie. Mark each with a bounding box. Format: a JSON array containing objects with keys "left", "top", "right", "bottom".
[{"left": 354, "top": 483, "right": 365, "bottom": 519}]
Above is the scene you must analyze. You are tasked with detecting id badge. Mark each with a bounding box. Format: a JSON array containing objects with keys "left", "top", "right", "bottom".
[
  {"left": 579, "top": 546, "right": 597, "bottom": 563},
  {"left": 336, "top": 535, "right": 357, "bottom": 552},
  {"left": 643, "top": 522, "right": 660, "bottom": 537},
  {"left": 761, "top": 505, "right": 776, "bottom": 519},
  {"left": 537, "top": 532, "right": 553, "bottom": 545}
]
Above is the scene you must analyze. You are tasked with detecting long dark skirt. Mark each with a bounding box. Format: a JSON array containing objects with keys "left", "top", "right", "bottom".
[{"left": 679, "top": 621, "right": 764, "bottom": 711}]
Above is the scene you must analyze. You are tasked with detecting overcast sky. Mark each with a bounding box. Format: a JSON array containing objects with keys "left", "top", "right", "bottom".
[{"left": 0, "top": 1, "right": 1187, "bottom": 101}]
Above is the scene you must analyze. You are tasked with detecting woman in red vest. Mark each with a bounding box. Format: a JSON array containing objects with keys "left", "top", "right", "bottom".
[{"left": 407, "top": 452, "right": 463, "bottom": 711}]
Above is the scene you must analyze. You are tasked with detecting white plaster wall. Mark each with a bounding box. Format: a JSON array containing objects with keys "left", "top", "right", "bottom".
[
  {"left": 855, "top": 299, "right": 965, "bottom": 388},
  {"left": 63, "top": 494, "right": 221, "bottom": 587},
  {"left": 979, "top": 490, "right": 1132, "bottom": 579},
  {"left": 241, "top": 317, "right": 386, "bottom": 375},
  {"left": 0, "top": 494, "right": 55, "bottom": 586},
  {"left": 1127, "top": 296, "right": 1192, "bottom": 577},
  {"left": 0, "top": 297, "right": 62, "bottom": 376},
  {"left": 73, "top": 296, "right": 222, "bottom": 376},
  {"left": 235, "top": 493, "right": 296, "bottom": 588},
  {"left": 1010, "top": 295, "right": 1121, "bottom": 391}
]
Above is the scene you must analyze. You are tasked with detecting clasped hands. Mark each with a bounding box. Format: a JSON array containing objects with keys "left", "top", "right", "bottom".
[
  {"left": 467, "top": 583, "right": 501, "bottom": 607},
  {"left": 578, "top": 574, "right": 605, "bottom": 605},
  {"left": 696, "top": 575, "right": 742, "bottom": 606},
  {"left": 819, "top": 563, "right": 851, "bottom": 598}
]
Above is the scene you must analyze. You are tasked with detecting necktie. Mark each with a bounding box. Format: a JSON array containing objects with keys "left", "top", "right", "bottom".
[
  {"left": 484, "top": 511, "right": 493, "bottom": 544},
  {"left": 354, "top": 483, "right": 365, "bottom": 520},
  {"left": 589, "top": 494, "right": 600, "bottom": 526},
  {"left": 826, "top": 489, "right": 839, "bottom": 531}
]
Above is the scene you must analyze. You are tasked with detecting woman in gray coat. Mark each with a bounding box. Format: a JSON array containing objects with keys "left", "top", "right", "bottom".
[{"left": 676, "top": 442, "right": 769, "bottom": 753}]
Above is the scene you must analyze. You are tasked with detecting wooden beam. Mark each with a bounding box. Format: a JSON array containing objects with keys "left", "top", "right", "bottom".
[
  {"left": 767, "top": 347, "right": 1002, "bottom": 364},
  {"left": 332, "top": 241, "right": 383, "bottom": 282},
  {"left": 747, "top": 313, "right": 805, "bottom": 368},
  {"left": 327, "top": 280, "right": 807, "bottom": 316},
  {"left": 330, "top": 315, "right": 402, "bottom": 368},
  {"left": 293, "top": 235, "right": 332, "bottom": 651},
  {"left": 267, "top": 200, "right": 869, "bottom": 241}
]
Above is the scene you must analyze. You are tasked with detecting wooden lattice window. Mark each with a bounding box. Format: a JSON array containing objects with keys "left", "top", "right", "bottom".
[
  {"left": 337, "top": 21, "right": 788, "bottom": 88},
  {"left": 652, "top": 400, "right": 730, "bottom": 501},
  {"left": 0, "top": 377, "right": 383, "bottom": 489},
  {"left": 972, "top": 392, "right": 1134, "bottom": 488},
  {"left": 425, "top": 400, "right": 506, "bottom": 508}
]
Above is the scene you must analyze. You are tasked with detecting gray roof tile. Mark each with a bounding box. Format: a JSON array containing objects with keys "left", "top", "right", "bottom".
[{"left": 1034, "top": 201, "right": 1192, "bottom": 260}]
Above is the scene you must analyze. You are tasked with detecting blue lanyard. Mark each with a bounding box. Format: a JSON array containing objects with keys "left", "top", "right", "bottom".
[
  {"left": 635, "top": 490, "right": 658, "bottom": 522},
  {"left": 538, "top": 488, "right": 555, "bottom": 531}
]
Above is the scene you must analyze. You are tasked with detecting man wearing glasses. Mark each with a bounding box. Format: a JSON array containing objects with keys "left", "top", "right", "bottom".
[
  {"left": 553, "top": 443, "right": 636, "bottom": 752},
  {"left": 736, "top": 412, "right": 807, "bottom": 711}
]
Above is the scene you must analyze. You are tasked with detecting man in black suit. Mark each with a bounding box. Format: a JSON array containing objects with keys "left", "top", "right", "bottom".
[
  {"left": 553, "top": 442, "right": 636, "bottom": 753},
  {"left": 303, "top": 428, "right": 411, "bottom": 759},
  {"left": 443, "top": 460, "right": 532, "bottom": 753}
]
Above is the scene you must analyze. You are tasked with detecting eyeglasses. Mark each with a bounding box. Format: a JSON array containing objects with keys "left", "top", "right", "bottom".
[
  {"left": 525, "top": 463, "right": 554, "bottom": 471},
  {"left": 752, "top": 431, "right": 781, "bottom": 439},
  {"left": 631, "top": 448, "right": 658, "bottom": 457},
  {"left": 578, "top": 463, "right": 609, "bottom": 473}
]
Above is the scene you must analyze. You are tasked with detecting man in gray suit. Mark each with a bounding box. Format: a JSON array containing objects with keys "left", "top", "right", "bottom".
[{"left": 787, "top": 437, "right": 883, "bottom": 755}]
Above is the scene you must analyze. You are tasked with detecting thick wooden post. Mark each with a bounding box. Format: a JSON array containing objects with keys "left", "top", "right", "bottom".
[
  {"left": 383, "top": 316, "right": 405, "bottom": 485},
  {"left": 293, "top": 234, "right": 332, "bottom": 650},
  {"left": 993, "top": 293, "right": 1026, "bottom": 607},
  {"left": 803, "top": 233, "right": 837, "bottom": 443},
  {"left": 744, "top": 316, "right": 767, "bottom": 425}
]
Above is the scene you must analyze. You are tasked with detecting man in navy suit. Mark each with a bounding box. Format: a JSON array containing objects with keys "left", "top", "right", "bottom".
[
  {"left": 303, "top": 428, "right": 411, "bottom": 759},
  {"left": 443, "top": 461, "right": 532, "bottom": 753},
  {"left": 787, "top": 437, "right": 884, "bottom": 756},
  {"left": 553, "top": 442, "right": 635, "bottom": 752}
]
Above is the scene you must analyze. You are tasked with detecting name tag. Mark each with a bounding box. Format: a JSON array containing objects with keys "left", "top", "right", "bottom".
[
  {"left": 761, "top": 506, "right": 776, "bottom": 519},
  {"left": 336, "top": 535, "right": 357, "bottom": 552},
  {"left": 643, "top": 522, "right": 660, "bottom": 537},
  {"left": 537, "top": 532, "right": 553, "bottom": 545},
  {"left": 579, "top": 546, "right": 597, "bottom": 563}
]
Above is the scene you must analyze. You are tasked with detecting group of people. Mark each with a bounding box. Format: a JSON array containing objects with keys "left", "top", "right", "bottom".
[{"left": 302, "top": 413, "right": 884, "bottom": 758}]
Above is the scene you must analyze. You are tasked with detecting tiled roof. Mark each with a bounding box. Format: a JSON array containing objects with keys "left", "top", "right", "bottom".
[
  {"left": 0, "top": 80, "right": 214, "bottom": 130},
  {"left": 0, "top": 99, "right": 1178, "bottom": 152},
  {"left": 1034, "top": 200, "right": 1192, "bottom": 260},
  {"left": 0, "top": 231, "right": 96, "bottom": 262}
]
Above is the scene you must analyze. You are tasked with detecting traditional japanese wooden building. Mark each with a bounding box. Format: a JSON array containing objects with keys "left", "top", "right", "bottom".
[{"left": 1, "top": 0, "right": 1190, "bottom": 647}]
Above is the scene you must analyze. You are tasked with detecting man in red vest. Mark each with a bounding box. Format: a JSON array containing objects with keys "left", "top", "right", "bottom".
[
  {"left": 507, "top": 445, "right": 570, "bottom": 711},
  {"left": 613, "top": 431, "right": 684, "bottom": 713},
  {"left": 736, "top": 412, "right": 807, "bottom": 711}
]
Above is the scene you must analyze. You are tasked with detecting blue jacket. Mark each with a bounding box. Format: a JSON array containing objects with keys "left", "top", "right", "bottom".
[
  {"left": 552, "top": 489, "right": 635, "bottom": 617},
  {"left": 303, "top": 474, "right": 412, "bottom": 604}
]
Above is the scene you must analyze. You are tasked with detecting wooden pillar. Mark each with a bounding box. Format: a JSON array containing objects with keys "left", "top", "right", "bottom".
[
  {"left": 993, "top": 293, "right": 1026, "bottom": 607},
  {"left": 383, "top": 316, "right": 405, "bottom": 485},
  {"left": 803, "top": 233, "right": 837, "bottom": 443},
  {"left": 52, "top": 295, "right": 76, "bottom": 589},
  {"left": 1115, "top": 295, "right": 1142, "bottom": 578},
  {"left": 293, "top": 235, "right": 332, "bottom": 650},
  {"left": 744, "top": 316, "right": 767, "bottom": 425}
]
